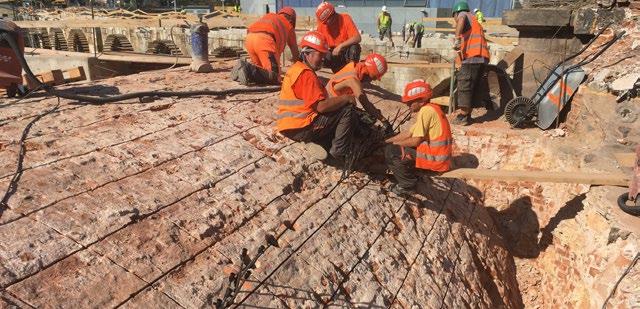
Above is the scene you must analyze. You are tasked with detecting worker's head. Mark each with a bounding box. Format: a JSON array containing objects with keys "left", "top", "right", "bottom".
[
  {"left": 316, "top": 1, "right": 336, "bottom": 24},
  {"left": 361, "top": 53, "right": 388, "bottom": 81},
  {"left": 278, "top": 7, "right": 297, "bottom": 27},
  {"left": 299, "top": 31, "right": 329, "bottom": 71},
  {"left": 452, "top": 1, "right": 470, "bottom": 17},
  {"left": 381, "top": 5, "right": 388, "bottom": 13},
  {"left": 402, "top": 79, "right": 433, "bottom": 112},
  {"left": 473, "top": 8, "right": 479, "bottom": 13}
]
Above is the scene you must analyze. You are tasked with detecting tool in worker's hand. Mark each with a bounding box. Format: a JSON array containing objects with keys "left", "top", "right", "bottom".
[{"left": 617, "top": 145, "right": 640, "bottom": 216}]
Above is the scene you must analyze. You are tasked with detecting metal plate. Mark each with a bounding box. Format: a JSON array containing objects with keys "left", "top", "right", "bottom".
[{"left": 536, "top": 67, "right": 586, "bottom": 129}]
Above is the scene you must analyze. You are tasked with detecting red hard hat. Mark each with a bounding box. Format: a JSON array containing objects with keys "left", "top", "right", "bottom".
[
  {"left": 364, "top": 53, "right": 388, "bottom": 80},
  {"left": 300, "top": 30, "right": 329, "bottom": 53},
  {"left": 278, "top": 6, "right": 296, "bottom": 21},
  {"left": 316, "top": 1, "right": 335, "bottom": 24},
  {"left": 402, "top": 79, "right": 433, "bottom": 103}
]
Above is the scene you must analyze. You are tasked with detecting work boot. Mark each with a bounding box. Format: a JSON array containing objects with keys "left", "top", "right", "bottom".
[
  {"left": 236, "top": 61, "right": 251, "bottom": 85},
  {"left": 451, "top": 114, "right": 471, "bottom": 126},
  {"left": 303, "top": 142, "right": 328, "bottom": 161},
  {"left": 230, "top": 58, "right": 244, "bottom": 81}
]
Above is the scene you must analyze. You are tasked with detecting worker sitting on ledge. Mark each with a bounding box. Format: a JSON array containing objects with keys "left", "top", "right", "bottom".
[
  {"left": 276, "top": 31, "right": 359, "bottom": 163},
  {"left": 315, "top": 1, "right": 362, "bottom": 73},
  {"left": 231, "top": 7, "right": 299, "bottom": 85},
  {"left": 325, "top": 52, "right": 390, "bottom": 127},
  {"left": 385, "top": 79, "right": 453, "bottom": 195}
]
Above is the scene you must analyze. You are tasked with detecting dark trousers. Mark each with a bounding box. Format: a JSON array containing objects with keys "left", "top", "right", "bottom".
[
  {"left": 281, "top": 105, "right": 356, "bottom": 158},
  {"left": 456, "top": 62, "right": 487, "bottom": 109},
  {"left": 384, "top": 144, "right": 418, "bottom": 189},
  {"left": 324, "top": 44, "right": 362, "bottom": 73},
  {"left": 247, "top": 52, "right": 279, "bottom": 85},
  {"left": 379, "top": 27, "right": 392, "bottom": 41},
  {"left": 413, "top": 32, "right": 423, "bottom": 48}
]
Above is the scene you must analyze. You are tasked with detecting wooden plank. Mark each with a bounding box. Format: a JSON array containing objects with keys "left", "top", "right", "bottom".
[
  {"left": 496, "top": 46, "right": 524, "bottom": 70},
  {"left": 439, "top": 168, "right": 630, "bottom": 187},
  {"left": 614, "top": 153, "right": 636, "bottom": 168}
]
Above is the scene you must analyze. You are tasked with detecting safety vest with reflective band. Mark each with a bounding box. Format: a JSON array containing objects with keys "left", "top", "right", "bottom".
[
  {"left": 276, "top": 61, "right": 319, "bottom": 132},
  {"left": 247, "top": 13, "right": 291, "bottom": 55},
  {"left": 459, "top": 12, "right": 490, "bottom": 61},
  {"left": 325, "top": 62, "right": 357, "bottom": 97},
  {"left": 378, "top": 13, "right": 391, "bottom": 29},
  {"left": 415, "top": 104, "right": 453, "bottom": 172}
]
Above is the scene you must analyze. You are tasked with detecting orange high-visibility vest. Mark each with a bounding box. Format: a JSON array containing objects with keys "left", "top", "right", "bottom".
[
  {"left": 276, "top": 61, "right": 318, "bottom": 132},
  {"left": 325, "top": 62, "right": 358, "bottom": 97},
  {"left": 459, "top": 12, "right": 490, "bottom": 61},
  {"left": 247, "top": 13, "right": 292, "bottom": 55},
  {"left": 415, "top": 104, "right": 453, "bottom": 172}
]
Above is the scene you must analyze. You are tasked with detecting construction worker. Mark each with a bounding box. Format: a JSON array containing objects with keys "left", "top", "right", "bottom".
[
  {"left": 276, "top": 31, "right": 359, "bottom": 162},
  {"left": 325, "top": 53, "right": 389, "bottom": 124},
  {"left": 413, "top": 21, "right": 424, "bottom": 48},
  {"left": 385, "top": 79, "right": 453, "bottom": 195},
  {"left": 451, "top": 1, "right": 490, "bottom": 126},
  {"left": 316, "top": 1, "right": 362, "bottom": 73},
  {"left": 231, "top": 7, "right": 299, "bottom": 85},
  {"left": 377, "top": 6, "right": 394, "bottom": 47},
  {"left": 474, "top": 8, "right": 485, "bottom": 24},
  {"left": 402, "top": 22, "right": 415, "bottom": 45}
]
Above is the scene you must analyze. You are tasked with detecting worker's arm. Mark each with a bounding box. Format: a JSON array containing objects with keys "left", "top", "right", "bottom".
[
  {"left": 333, "top": 79, "right": 384, "bottom": 120},
  {"left": 454, "top": 14, "right": 465, "bottom": 50},
  {"left": 392, "top": 135, "right": 423, "bottom": 148},
  {"left": 315, "top": 95, "right": 356, "bottom": 114},
  {"left": 333, "top": 34, "right": 362, "bottom": 56},
  {"left": 376, "top": 14, "right": 380, "bottom": 29},
  {"left": 287, "top": 31, "right": 300, "bottom": 61},
  {"left": 385, "top": 130, "right": 411, "bottom": 143}
]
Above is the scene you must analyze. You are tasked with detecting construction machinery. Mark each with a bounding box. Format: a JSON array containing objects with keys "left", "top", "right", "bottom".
[{"left": 0, "top": 20, "right": 25, "bottom": 98}]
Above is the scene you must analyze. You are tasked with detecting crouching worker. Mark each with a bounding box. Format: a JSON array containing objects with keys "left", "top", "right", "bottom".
[
  {"left": 231, "top": 7, "right": 299, "bottom": 85},
  {"left": 325, "top": 53, "right": 389, "bottom": 124},
  {"left": 384, "top": 80, "right": 453, "bottom": 195},
  {"left": 276, "top": 31, "right": 359, "bottom": 162}
]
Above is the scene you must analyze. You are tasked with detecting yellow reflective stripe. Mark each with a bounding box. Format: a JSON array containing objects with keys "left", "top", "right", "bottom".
[
  {"left": 422, "top": 139, "right": 453, "bottom": 147},
  {"left": 279, "top": 99, "right": 304, "bottom": 106},
  {"left": 276, "top": 111, "right": 311, "bottom": 119}
]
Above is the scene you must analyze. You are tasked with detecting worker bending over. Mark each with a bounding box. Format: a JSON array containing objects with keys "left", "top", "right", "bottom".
[
  {"left": 474, "top": 8, "right": 485, "bottom": 24},
  {"left": 385, "top": 80, "right": 453, "bottom": 195},
  {"left": 451, "top": 1, "right": 490, "bottom": 125},
  {"left": 276, "top": 31, "right": 359, "bottom": 162},
  {"left": 402, "top": 22, "right": 415, "bottom": 45},
  {"left": 316, "top": 1, "right": 362, "bottom": 73},
  {"left": 231, "top": 7, "right": 299, "bottom": 85},
  {"left": 325, "top": 53, "right": 388, "bottom": 124}
]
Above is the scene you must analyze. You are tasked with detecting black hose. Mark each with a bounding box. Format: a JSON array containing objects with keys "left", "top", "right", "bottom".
[
  {"left": 617, "top": 192, "right": 640, "bottom": 216},
  {"left": 0, "top": 32, "right": 280, "bottom": 105}
]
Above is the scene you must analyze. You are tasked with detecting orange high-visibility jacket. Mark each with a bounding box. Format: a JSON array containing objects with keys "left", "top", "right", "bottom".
[
  {"left": 276, "top": 61, "right": 319, "bottom": 132},
  {"left": 325, "top": 62, "right": 358, "bottom": 97},
  {"left": 248, "top": 13, "right": 293, "bottom": 55},
  {"left": 415, "top": 104, "right": 453, "bottom": 172},
  {"left": 459, "top": 12, "right": 490, "bottom": 61}
]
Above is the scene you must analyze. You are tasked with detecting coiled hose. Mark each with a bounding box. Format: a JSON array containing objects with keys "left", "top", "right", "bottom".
[{"left": 0, "top": 32, "right": 279, "bottom": 105}]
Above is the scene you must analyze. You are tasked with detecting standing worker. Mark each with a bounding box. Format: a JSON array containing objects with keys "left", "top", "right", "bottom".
[
  {"left": 384, "top": 80, "right": 453, "bottom": 195},
  {"left": 402, "top": 21, "right": 415, "bottom": 45},
  {"left": 231, "top": 7, "right": 299, "bottom": 85},
  {"left": 325, "top": 53, "right": 389, "bottom": 124},
  {"left": 316, "top": 1, "right": 362, "bottom": 73},
  {"left": 451, "top": 1, "right": 489, "bottom": 126},
  {"left": 412, "top": 21, "right": 424, "bottom": 48},
  {"left": 377, "top": 6, "right": 394, "bottom": 47},
  {"left": 276, "top": 31, "right": 360, "bottom": 163},
  {"left": 474, "top": 8, "right": 485, "bottom": 24}
]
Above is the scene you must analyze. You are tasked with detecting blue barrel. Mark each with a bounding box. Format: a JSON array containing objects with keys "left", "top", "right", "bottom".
[{"left": 190, "top": 23, "right": 209, "bottom": 62}]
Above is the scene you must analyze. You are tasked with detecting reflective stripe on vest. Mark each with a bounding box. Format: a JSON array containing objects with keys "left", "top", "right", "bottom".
[
  {"left": 276, "top": 61, "right": 319, "bottom": 132},
  {"left": 379, "top": 13, "right": 391, "bottom": 29},
  {"left": 326, "top": 62, "right": 358, "bottom": 97},
  {"left": 460, "top": 12, "right": 490, "bottom": 61},
  {"left": 248, "top": 14, "right": 290, "bottom": 54},
  {"left": 415, "top": 104, "right": 453, "bottom": 172}
]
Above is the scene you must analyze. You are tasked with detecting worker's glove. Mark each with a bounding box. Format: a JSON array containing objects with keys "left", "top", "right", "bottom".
[
  {"left": 453, "top": 37, "right": 461, "bottom": 51},
  {"left": 382, "top": 120, "right": 394, "bottom": 135}
]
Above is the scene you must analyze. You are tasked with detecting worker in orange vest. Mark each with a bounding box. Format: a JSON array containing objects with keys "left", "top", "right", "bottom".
[
  {"left": 451, "top": 1, "right": 490, "bottom": 126},
  {"left": 315, "top": 1, "right": 362, "bottom": 73},
  {"left": 231, "top": 7, "right": 299, "bottom": 85},
  {"left": 325, "top": 53, "right": 389, "bottom": 124},
  {"left": 276, "top": 31, "right": 359, "bottom": 162},
  {"left": 385, "top": 79, "right": 453, "bottom": 195}
]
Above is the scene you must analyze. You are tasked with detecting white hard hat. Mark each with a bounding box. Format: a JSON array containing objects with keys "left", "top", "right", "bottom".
[
  {"left": 474, "top": 8, "right": 479, "bottom": 12},
  {"left": 381, "top": 5, "right": 387, "bottom": 12}
]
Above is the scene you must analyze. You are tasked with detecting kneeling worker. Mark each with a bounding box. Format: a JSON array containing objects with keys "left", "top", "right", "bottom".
[
  {"left": 276, "top": 31, "right": 359, "bottom": 162},
  {"left": 384, "top": 80, "right": 453, "bottom": 195},
  {"left": 231, "top": 7, "right": 299, "bottom": 85},
  {"left": 325, "top": 53, "right": 389, "bottom": 124}
]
